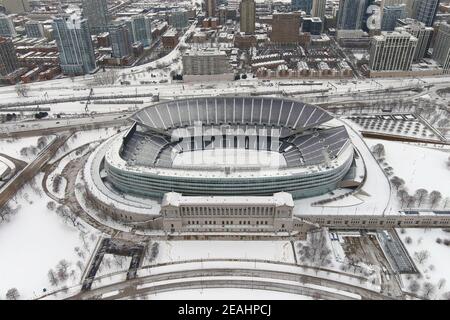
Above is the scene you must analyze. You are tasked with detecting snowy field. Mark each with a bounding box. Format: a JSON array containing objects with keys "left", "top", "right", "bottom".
[
  {"left": 365, "top": 139, "right": 450, "bottom": 205},
  {"left": 96, "top": 254, "right": 132, "bottom": 278},
  {"left": 172, "top": 149, "right": 287, "bottom": 168},
  {"left": 0, "top": 135, "right": 54, "bottom": 162},
  {"left": 398, "top": 228, "right": 450, "bottom": 299},
  {"left": 143, "top": 241, "right": 296, "bottom": 266},
  {"left": 51, "top": 127, "right": 125, "bottom": 162},
  {"left": 144, "top": 288, "right": 312, "bottom": 300},
  {"left": 0, "top": 174, "right": 99, "bottom": 300}
]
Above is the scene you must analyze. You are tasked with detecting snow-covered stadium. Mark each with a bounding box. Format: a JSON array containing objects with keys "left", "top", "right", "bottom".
[{"left": 96, "top": 97, "right": 356, "bottom": 200}]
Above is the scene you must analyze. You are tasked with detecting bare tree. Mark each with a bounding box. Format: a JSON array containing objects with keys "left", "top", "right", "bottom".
[
  {"left": 438, "top": 278, "right": 446, "bottom": 290},
  {"left": 113, "top": 255, "right": 125, "bottom": 269},
  {"left": 405, "top": 236, "right": 412, "bottom": 244},
  {"left": 429, "top": 191, "right": 442, "bottom": 208},
  {"left": 422, "top": 282, "right": 436, "bottom": 299},
  {"left": 0, "top": 204, "right": 15, "bottom": 223},
  {"left": 372, "top": 143, "right": 385, "bottom": 158},
  {"left": 391, "top": 176, "right": 405, "bottom": 190},
  {"left": 408, "top": 280, "right": 420, "bottom": 293},
  {"left": 48, "top": 269, "right": 59, "bottom": 286},
  {"left": 5, "top": 288, "right": 20, "bottom": 300},
  {"left": 20, "top": 147, "right": 29, "bottom": 157},
  {"left": 405, "top": 195, "right": 416, "bottom": 208},
  {"left": 414, "top": 189, "right": 429, "bottom": 207},
  {"left": 15, "top": 83, "right": 29, "bottom": 97},
  {"left": 47, "top": 201, "right": 56, "bottom": 211},
  {"left": 56, "top": 205, "right": 78, "bottom": 227},
  {"left": 414, "top": 250, "right": 430, "bottom": 264},
  {"left": 397, "top": 189, "right": 409, "bottom": 207},
  {"left": 37, "top": 136, "right": 48, "bottom": 150},
  {"left": 56, "top": 260, "right": 70, "bottom": 282},
  {"left": 52, "top": 175, "right": 63, "bottom": 194},
  {"left": 76, "top": 260, "right": 84, "bottom": 272}
]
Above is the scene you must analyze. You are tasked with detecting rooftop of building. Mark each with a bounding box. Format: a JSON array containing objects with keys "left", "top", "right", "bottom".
[{"left": 161, "top": 191, "right": 295, "bottom": 207}]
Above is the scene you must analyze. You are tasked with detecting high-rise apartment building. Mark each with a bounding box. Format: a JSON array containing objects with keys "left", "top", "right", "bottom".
[
  {"left": 131, "top": 14, "right": 152, "bottom": 47},
  {"left": 369, "top": 30, "right": 417, "bottom": 72},
  {"left": 396, "top": 18, "right": 433, "bottom": 60},
  {"left": 169, "top": 10, "right": 189, "bottom": 30},
  {"left": 205, "top": 0, "right": 216, "bottom": 17},
  {"left": 312, "top": 0, "right": 327, "bottom": 19},
  {"left": 381, "top": 5, "right": 406, "bottom": 31},
  {"left": 0, "top": 0, "right": 30, "bottom": 14},
  {"left": 303, "top": 17, "right": 323, "bottom": 35},
  {"left": 25, "top": 21, "right": 45, "bottom": 38},
  {"left": 109, "top": 22, "right": 132, "bottom": 59},
  {"left": 337, "top": 0, "right": 368, "bottom": 30},
  {"left": 52, "top": 14, "right": 96, "bottom": 75},
  {"left": 0, "top": 14, "right": 16, "bottom": 37},
  {"left": 271, "top": 13, "right": 301, "bottom": 44},
  {"left": 414, "top": 0, "right": 439, "bottom": 27},
  {"left": 240, "top": 0, "right": 256, "bottom": 34},
  {"left": 81, "top": 0, "right": 110, "bottom": 35},
  {"left": 0, "top": 36, "right": 18, "bottom": 76},
  {"left": 432, "top": 22, "right": 450, "bottom": 73},
  {"left": 182, "top": 48, "right": 230, "bottom": 75},
  {"left": 291, "top": 0, "right": 313, "bottom": 14}
]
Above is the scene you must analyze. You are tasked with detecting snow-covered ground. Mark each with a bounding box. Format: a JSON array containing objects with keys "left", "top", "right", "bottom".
[
  {"left": 46, "top": 174, "right": 67, "bottom": 199},
  {"left": 51, "top": 127, "right": 125, "bottom": 162},
  {"left": 143, "top": 241, "right": 296, "bottom": 266},
  {"left": 0, "top": 173, "right": 99, "bottom": 300},
  {"left": 0, "top": 135, "right": 54, "bottom": 162},
  {"left": 172, "top": 149, "right": 286, "bottom": 168},
  {"left": 96, "top": 254, "right": 132, "bottom": 278},
  {"left": 398, "top": 228, "right": 450, "bottom": 299},
  {"left": 365, "top": 139, "right": 450, "bottom": 208}
]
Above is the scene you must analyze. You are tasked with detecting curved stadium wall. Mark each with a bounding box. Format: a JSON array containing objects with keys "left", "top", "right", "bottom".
[{"left": 99, "top": 96, "right": 355, "bottom": 200}]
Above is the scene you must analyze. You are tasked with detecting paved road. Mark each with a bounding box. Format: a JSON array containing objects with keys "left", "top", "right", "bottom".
[
  {"left": 66, "top": 265, "right": 393, "bottom": 300},
  {"left": 0, "top": 133, "right": 70, "bottom": 209},
  {"left": 0, "top": 114, "right": 130, "bottom": 138}
]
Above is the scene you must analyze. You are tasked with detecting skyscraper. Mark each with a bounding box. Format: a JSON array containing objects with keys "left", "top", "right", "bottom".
[
  {"left": 291, "top": 0, "right": 313, "bottom": 14},
  {"left": 205, "top": 0, "right": 216, "bottom": 17},
  {"left": 271, "top": 13, "right": 301, "bottom": 44},
  {"left": 0, "top": 0, "right": 30, "bottom": 14},
  {"left": 414, "top": 0, "right": 439, "bottom": 27},
  {"left": 81, "top": 0, "right": 110, "bottom": 35},
  {"left": 25, "top": 21, "right": 45, "bottom": 38},
  {"left": 240, "top": 0, "right": 256, "bottom": 34},
  {"left": 432, "top": 22, "right": 450, "bottom": 73},
  {"left": 109, "top": 22, "right": 132, "bottom": 59},
  {"left": 312, "top": 0, "right": 327, "bottom": 19},
  {"left": 369, "top": 30, "right": 417, "bottom": 72},
  {"left": 52, "top": 14, "right": 96, "bottom": 75},
  {"left": 131, "top": 15, "right": 152, "bottom": 47},
  {"left": 395, "top": 18, "right": 433, "bottom": 61},
  {"left": 0, "top": 36, "right": 18, "bottom": 76},
  {"left": 169, "top": 10, "right": 189, "bottom": 30},
  {"left": 337, "top": 0, "right": 368, "bottom": 30},
  {"left": 381, "top": 5, "right": 406, "bottom": 31},
  {"left": 0, "top": 13, "right": 16, "bottom": 37}
]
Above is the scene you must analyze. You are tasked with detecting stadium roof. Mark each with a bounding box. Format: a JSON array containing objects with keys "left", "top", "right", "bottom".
[{"left": 130, "top": 97, "right": 333, "bottom": 131}]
